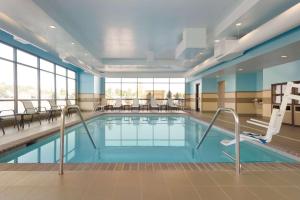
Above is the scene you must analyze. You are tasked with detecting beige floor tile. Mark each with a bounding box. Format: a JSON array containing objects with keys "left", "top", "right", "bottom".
[
  {"left": 197, "top": 186, "right": 230, "bottom": 200},
  {"left": 163, "top": 171, "right": 192, "bottom": 188},
  {"left": 272, "top": 186, "right": 300, "bottom": 200},
  {"left": 169, "top": 187, "right": 201, "bottom": 200},
  {"left": 221, "top": 186, "right": 259, "bottom": 200},
  {"left": 247, "top": 186, "right": 288, "bottom": 200},
  {"left": 255, "top": 172, "right": 291, "bottom": 186},
  {"left": 112, "top": 187, "right": 141, "bottom": 200},
  {"left": 0, "top": 186, "right": 34, "bottom": 200},
  {"left": 142, "top": 187, "right": 171, "bottom": 200},
  {"left": 185, "top": 172, "right": 216, "bottom": 186}
]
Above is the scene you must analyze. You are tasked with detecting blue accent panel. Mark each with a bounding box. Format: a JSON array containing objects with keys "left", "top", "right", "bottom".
[
  {"left": 236, "top": 72, "right": 259, "bottom": 92},
  {"left": 263, "top": 60, "right": 300, "bottom": 90},
  {"left": 0, "top": 29, "right": 82, "bottom": 72},
  {"left": 217, "top": 74, "right": 236, "bottom": 92},
  {"left": 79, "top": 72, "right": 94, "bottom": 93},
  {"left": 94, "top": 76, "right": 100, "bottom": 94},
  {"left": 202, "top": 78, "right": 217, "bottom": 93},
  {"left": 256, "top": 71, "right": 263, "bottom": 91}
]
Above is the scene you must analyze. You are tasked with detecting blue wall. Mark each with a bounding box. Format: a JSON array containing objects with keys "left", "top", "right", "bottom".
[
  {"left": 263, "top": 60, "right": 300, "bottom": 90},
  {"left": 202, "top": 78, "right": 217, "bottom": 93},
  {"left": 236, "top": 72, "right": 263, "bottom": 92},
  {"left": 79, "top": 72, "right": 94, "bottom": 93}
]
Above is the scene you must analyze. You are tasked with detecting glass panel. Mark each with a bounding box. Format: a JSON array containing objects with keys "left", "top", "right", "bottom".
[
  {"left": 170, "top": 78, "right": 185, "bottom": 83},
  {"left": 0, "top": 60, "right": 14, "bottom": 99},
  {"left": 154, "top": 78, "right": 169, "bottom": 83},
  {"left": 0, "top": 43, "right": 13, "bottom": 60},
  {"left": 17, "top": 64, "right": 38, "bottom": 99},
  {"left": 275, "top": 96, "right": 281, "bottom": 104},
  {"left": 40, "top": 59, "right": 54, "bottom": 72},
  {"left": 153, "top": 83, "right": 169, "bottom": 99},
  {"left": 40, "top": 71, "right": 55, "bottom": 99},
  {"left": 68, "top": 78, "right": 76, "bottom": 99},
  {"left": 138, "top": 78, "right": 153, "bottom": 83},
  {"left": 170, "top": 83, "right": 185, "bottom": 99},
  {"left": 67, "top": 70, "right": 76, "bottom": 79},
  {"left": 138, "top": 83, "right": 153, "bottom": 99},
  {"left": 105, "top": 83, "right": 121, "bottom": 99},
  {"left": 106, "top": 78, "right": 121, "bottom": 83},
  {"left": 121, "top": 83, "right": 137, "bottom": 99},
  {"left": 122, "top": 78, "right": 137, "bottom": 83},
  {"left": 57, "top": 100, "right": 66, "bottom": 106},
  {"left": 41, "top": 100, "right": 51, "bottom": 110},
  {"left": 56, "top": 75, "right": 66, "bottom": 99},
  {"left": 275, "top": 85, "right": 281, "bottom": 94},
  {"left": 17, "top": 50, "right": 37, "bottom": 67},
  {"left": 56, "top": 65, "right": 66, "bottom": 76},
  {"left": 0, "top": 101, "right": 14, "bottom": 112}
]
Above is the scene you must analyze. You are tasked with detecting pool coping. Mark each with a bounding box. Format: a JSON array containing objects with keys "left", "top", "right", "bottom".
[{"left": 0, "top": 111, "right": 299, "bottom": 164}]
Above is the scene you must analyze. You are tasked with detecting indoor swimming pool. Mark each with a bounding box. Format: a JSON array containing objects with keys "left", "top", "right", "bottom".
[{"left": 0, "top": 115, "right": 297, "bottom": 163}]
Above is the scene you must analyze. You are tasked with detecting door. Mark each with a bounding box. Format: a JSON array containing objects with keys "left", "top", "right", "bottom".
[
  {"left": 195, "top": 83, "right": 200, "bottom": 111},
  {"left": 218, "top": 81, "right": 225, "bottom": 108}
]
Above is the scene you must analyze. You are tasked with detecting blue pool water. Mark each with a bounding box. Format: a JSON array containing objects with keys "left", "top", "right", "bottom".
[{"left": 0, "top": 115, "right": 297, "bottom": 163}]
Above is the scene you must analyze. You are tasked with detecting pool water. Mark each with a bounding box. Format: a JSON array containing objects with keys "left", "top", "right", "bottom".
[{"left": 0, "top": 115, "right": 297, "bottom": 163}]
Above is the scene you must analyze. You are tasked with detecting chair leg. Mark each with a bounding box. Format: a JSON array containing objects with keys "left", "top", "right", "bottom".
[{"left": 1, "top": 125, "right": 5, "bottom": 135}]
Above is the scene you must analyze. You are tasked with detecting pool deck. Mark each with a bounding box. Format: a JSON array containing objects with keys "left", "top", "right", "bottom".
[{"left": 0, "top": 110, "right": 300, "bottom": 200}]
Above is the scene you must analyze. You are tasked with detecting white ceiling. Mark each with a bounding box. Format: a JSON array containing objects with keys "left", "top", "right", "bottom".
[{"left": 0, "top": 0, "right": 299, "bottom": 75}]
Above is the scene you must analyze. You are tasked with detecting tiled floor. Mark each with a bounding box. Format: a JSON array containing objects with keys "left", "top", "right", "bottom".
[{"left": 0, "top": 110, "right": 300, "bottom": 200}]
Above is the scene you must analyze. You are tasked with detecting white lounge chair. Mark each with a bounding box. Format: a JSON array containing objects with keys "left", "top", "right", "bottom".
[
  {"left": 94, "top": 98, "right": 107, "bottom": 111},
  {"left": 131, "top": 98, "right": 140, "bottom": 111},
  {"left": 167, "top": 98, "right": 179, "bottom": 111},
  {"left": 150, "top": 98, "right": 159, "bottom": 111},
  {"left": 113, "top": 99, "right": 122, "bottom": 111},
  {"left": 47, "top": 100, "right": 62, "bottom": 121},
  {"left": 21, "top": 101, "right": 42, "bottom": 127}
]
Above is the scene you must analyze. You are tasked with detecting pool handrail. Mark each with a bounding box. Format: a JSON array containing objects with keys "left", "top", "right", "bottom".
[
  {"left": 59, "top": 105, "right": 96, "bottom": 175},
  {"left": 196, "top": 107, "right": 240, "bottom": 175}
]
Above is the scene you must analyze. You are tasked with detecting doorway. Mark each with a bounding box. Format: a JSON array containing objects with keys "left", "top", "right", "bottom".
[
  {"left": 195, "top": 83, "right": 200, "bottom": 111},
  {"left": 218, "top": 81, "right": 225, "bottom": 108}
]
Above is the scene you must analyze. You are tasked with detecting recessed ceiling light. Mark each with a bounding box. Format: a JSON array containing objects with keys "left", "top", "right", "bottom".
[
  {"left": 235, "top": 22, "right": 242, "bottom": 27},
  {"left": 71, "top": 42, "right": 75, "bottom": 45},
  {"left": 49, "top": 25, "right": 56, "bottom": 29},
  {"left": 238, "top": 68, "right": 243, "bottom": 71},
  {"left": 281, "top": 55, "right": 287, "bottom": 58},
  {"left": 199, "top": 52, "right": 203, "bottom": 55},
  {"left": 214, "top": 40, "right": 220, "bottom": 43}
]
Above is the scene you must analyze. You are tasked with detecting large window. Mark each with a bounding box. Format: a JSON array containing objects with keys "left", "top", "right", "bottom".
[
  {"left": 105, "top": 77, "right": 185, "bottom": 104},
  {"left": 0, "top": 42, "right": 77, "bottom": 113}
]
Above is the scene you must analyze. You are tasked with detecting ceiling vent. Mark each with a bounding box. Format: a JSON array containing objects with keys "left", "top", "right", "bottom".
[
  {"left": 175, "top": 28, "right": 207, "bottom": 59},
  {"left": 214, "top": 39, "right": 242, "bottom": 62}
]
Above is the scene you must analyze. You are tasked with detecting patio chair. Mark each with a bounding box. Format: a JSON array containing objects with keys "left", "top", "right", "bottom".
[
  {"left": 94, "top": 98, "right": 107, "bottom": 112},
  {"left": 150, "top": 97, "right": 159, "bottom": 111},
  {"left": 21, "top": 101, "right": 42, "bottom": 128},
  {"left": 0, "top": 109, "right": 19, "bottom": 135},
  {"left": 167, "top": 98, "right": 179, "bottom": 111},
  {"left": 131, "top": 98, "right": 140, "bottom": 111},
  {"left": 47, "top": 100, "right": 63, "bottom": 121},
  {"left": 66, "top": 100, "right": 77, "bottom": 116},
  {"left": 113, "top": 99, "right": 122, "bottom": 111}
]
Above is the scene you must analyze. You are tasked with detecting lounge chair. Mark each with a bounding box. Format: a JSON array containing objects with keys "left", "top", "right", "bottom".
[
  {"left": 66, "top": 100, "right": 77, "bottom": 116},
  {"left": 113, "top": 99, "right": 122, "bottom": 111},
  {"left": 94, "top": 98, "right": 107, "bottom": 112},
  {"left": 47, "top": 100, "right": 63, "bottom": 121},
  {"left": 150, "top": 98, "right": 159, "bottom": 111},
  {"left": 21, "top": 101, "right": 42, "bottom": 128},
  {"left": 131, "top": 98, "right": 140, "bottom": 111},
  {"left": 167, "top": 98, "right": 179, "bottom": 111},
  {"left": 0, "top": 109, "right": 19, "bottom": 135}
]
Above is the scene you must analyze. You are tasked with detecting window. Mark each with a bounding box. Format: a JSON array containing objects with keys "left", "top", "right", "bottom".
[
  {"left": 0, "top": 60, "right": 14, "bottom": 99},
  {"left": 17, "top": 64, "right": 38, "bottom": 99},
  {"left": 56, "top": 65, "right": 66, "bottom": 76},
  {"left": 40, "top": 71, "right": 55, "bottom": 99},
  {"left": 40, "top": 59, "right": 54, "bottom": 72},
  {"left": 105, "top": 77, "right": 185, "bottom": 101},
  {"left": 0, "top": 42, "right": 77, "bottom": 113},
  {"left": 0, "top": 43, "right": 13, "bottom": 60},
  {"left": 17, "top": 50, "right": 37, "bottom": 67},
  {"left": 68, "top": 78, "right": 76, "bottom": 99},
  {"left": 56, "top": 75, "right": 66, "bottom": 99}
]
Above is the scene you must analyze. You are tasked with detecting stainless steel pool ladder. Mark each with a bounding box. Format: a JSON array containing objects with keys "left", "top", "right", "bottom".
[
  {"left": 196, "top": 108, "right": 241, "bottom": 175},
  {"left": 59, "top": 105, "right": 96, "bottom": 175}
]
